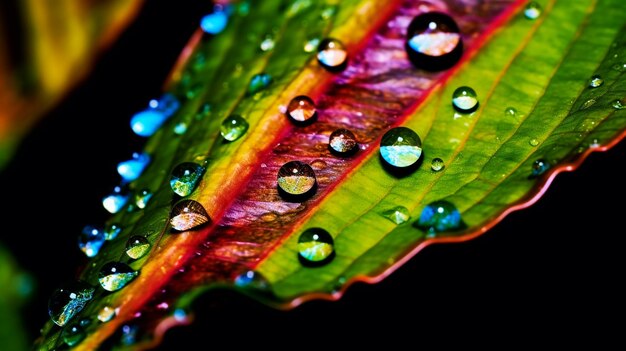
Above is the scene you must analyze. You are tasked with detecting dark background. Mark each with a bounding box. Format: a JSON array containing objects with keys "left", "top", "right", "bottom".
[{"left": 1, "top": 1, "right": 623, "bottom": 348}]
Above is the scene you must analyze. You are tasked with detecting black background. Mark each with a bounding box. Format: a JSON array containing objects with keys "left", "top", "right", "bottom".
[{"left": 1, "top": 1, "right": 624, "bottom": 348}]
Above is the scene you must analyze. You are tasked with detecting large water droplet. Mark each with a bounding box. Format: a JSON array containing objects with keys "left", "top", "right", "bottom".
[
  {"left": 125, "top": 236, "right": 151, "bottom": 259},
  {"left": 48, "top": 281, "right": 95, "bottom": 327},
  {"left": 78, "top": 226, "right": 106, "bottom": 257},
  {"left": 131, "top": 94, "right": 180, "bottom": 137},
  {"left": 406, "top": 12, "right": 463, "bottom": 71},
  {"left": 104, "top": 223, "right": 121, "bottom": 241},
  {"left": 248, "top": 73, "right": 272, "bottom": 95},
  {"left": 62, "top": 324, "right": 86, "bottom": 347},
  {"left": 277, "top": 161, "right": 317, "bottom": 196},
  {"left": 135, "top": 189, "right": 153, "bottom": 209},
  {"left": 382, "top": 206, "right": 411, "bottom": 224},
  {"left": 298, "top": 228, "right": 334, "bottom": 264},
  {"left": 200, "top": 9, "right": 228, "bottom": 34},
  {"left": 452, "top": 86, "right": 478, "bottom": 112},
  {"left": 102, "top": 186, "right": 130, "bottom": 214},
  {"left": 220, "top": 114, "right": 249, "bottom": 141},
  {"left": 524, "top": 2, "right": 542, "bottom": 19},
  {"left": 169, "top": 162, "right": 205, "bottom": 197},
  {"left": 170, "top": 199, "right": 210, "bottom": 231},
  {"left": 260, "top": 36, "right": 275, "bottom": 52},
  {"left": 431, "top": 157, "right": 445, "bottom": 171},
  {"left": 235, "top": 270, "right": 270, "bottom": 290},
  {"left": 612, "top": 99, "right": 625, "bottom": 110},
  {"left": 287, "top": 95, "right": 317, "bottom": 123},
  {"left": 98, "top": 262, "right": 139, "bottom": 292},
  {"left": 530, "top": 159, "right": 550, "bottom": 178},
  {"left": 317, "top": 38, "right": 348, "bottom": 71},
  {"left": 98, "top": 306, "right": 116, "bottom": 323},
  {"left": 380, "top": 127, "right": 423, "bottom": 168},
  {"left": 414, "top": 200, "right": 463, "bottom": 233},
  {"left": 589, "top": 75, "right": 604, "bottom": 88},
  {"left": 329, "top": 128, "right": 358, "bottom": 155}
]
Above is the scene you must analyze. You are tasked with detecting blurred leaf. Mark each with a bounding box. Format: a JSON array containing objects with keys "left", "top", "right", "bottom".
[{"left": 0, "top": 245, "right": 34, "bottom": 351}]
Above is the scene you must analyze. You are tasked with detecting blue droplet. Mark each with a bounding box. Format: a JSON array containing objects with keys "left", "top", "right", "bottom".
[
  {"left": 135, "top": 189, "right": 153, "bottom": 209},
  {"left": 120, "top": 324, "right": 139, "bottom": 346},
  {"left": 414, "top": 200, "right": 463, "bottom": 233},
  {"left": 78, "top": 226, "right": 106, "bottom": 257},
  {"left": 48, "top": 281, "right": 95, "bottom": 327},
  {"left": 200, "top": 11, "right": 228, "bottom": 34},
  {"left": 62, "top": 324, "right": 85, "bottom": 346},
  {"left": 98, "top": 262, "right": 139, "bottom": 292},
  {"left": 174, "top": 122, "right": 188, "bottom": 135},
  {"left": 530, "top": 159, "right": 550, "bottom": 178},
  {"left": 102, "top": 186, "right": 130, "bottom": 214},
  {"left": 248, "top": 73, "right": 272, "bottom": 95},
  {"left": 235, "top": 270, "right": 269, "bottom": 290},
  {"left": 104, "top": 223, "right": 121, "bottom": 241},
  {"left": 131, "top": 94, "right": 180, "bottom": 137},
  {"left": 117, "top": 152, "right": 150, "bottom": 182}
]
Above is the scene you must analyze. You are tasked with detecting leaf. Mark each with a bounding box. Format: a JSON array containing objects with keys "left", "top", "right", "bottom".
[
  {"left": 0, "top": 245, "right": 34, "bottom": 351},
  {"left": 34, "top": 0, "right": 626, "bottom": 349}
]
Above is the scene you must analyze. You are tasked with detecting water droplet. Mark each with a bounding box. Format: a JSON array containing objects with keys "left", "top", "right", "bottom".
[
  {"left": 48, "top": 281, "right": 95, "bottom": 326},
  {"left": 286, "top": 0, "right": 313, "bottom": 17},
  {"left": 612, "top": 63, "right": 626, "bottom": 72},
  {"left": 277, "top": 161, "right": 317, "bottom": 196},
  {"left": 329, "top": 128, "right": 358, "bottom": 155},
  {"left": 298, "top": 228, "right": 334, "bottom": 264},
  {"left": 452, "top": 86, "right": 478, "bottom": 112},
  {"left": 414, "top": 200, "right": 463, "bottom": 233},
  {"left": 589, "top": 75, "right": 604, "bottom": 88},
  {"left": 117, "top": 152, "right": 150, "bottom": 182},
  {"left": 135, "top": 189, "right": 153, "bottom": 209},
  {"left": 131, "top": 94, "right": 180, "bottom": 137},
  {"left": 248, "top": 73, "right": 272, "bottom": 95},
  {"left": 431, "top": 157, "right": 445, "bottom": 171},
  {"left": 169, "top": 162, "right": 205, "bottom": 197},
  {"left": 524, "top": 2, "right": 542, "bottom": 19},
  {"left": 580, "top": 99, "right": 597, "bottom": 110},
  {"left": 98, "top": 262, "right": 139, "bottom": 292},
  {"left": 98, "top": 306, "right": 116, "bottom": 323},
  {"left": 170, "top": 199, "right": 210, "bottom": 231},
  {"left": 260, "top": 212, "right": 278, "bottom": 222},
  {"left": 380, "top": 127, "right": 423, "bottom": 168},
  {"left": 530, "top": 159, "right": 550, "bottom": 178},
  {"left": 320, "top": 6, "right": 337, "bottom": 20},
  {"left": 62, "top": 324, "right": 85, "bottom": 347},
  {"left": 102, "top": 186, "right": 129, "bottom": 213},
  {"left": 78, "top": 226, "right": 105, "bottom": 257},
  {"left": 304, "top": 38, "right": 320, "bottom": 53},
  {"left": 504, "top": 107, "right": 517, "bottom": 117},
  {"left": 125, "top": 236, "right": 151, "bottom": 259},
  {"left": 79, "top": 318, "right": 91, "bottom": 327},
  {"left": 174, "top": 122, "right": 188, "bottom": 135},
  {"left": 220, "top": 114, "right": 249, "bottom": 141},
  {"left": 287, "top": 95, "right": 317, "bottom": 123},
  {"left": 200, "top": 10, "right": 228, "bottom": 34},
  {"left": 260, "top": 36, "right": 275, "bottom": 51},
  {"left": 120, "top": 324, "right": 138, "bottom": 346},
  {"left": 382, "top": 206, "right": 411, "bottom": 224},
  {"left": 406, "top": 12, "right": 463, "bottom": 71},
  {"left": 529, "top": 138, "right": 539, "bottom": 147},
  {"left": 235, "top": 270, "right": 270, "bottom": 290},
  {"left": 317, "top": 38, "right": 348, "bottom": 71},
  {"left": 612, "top": 99, "right": 625, "bottom": 109},
  {"left": 104, "top": 223, "right": 121, "bottom": 241},
  {"left": 310, "top": 159, "right": 327, "bottom": 170},
  {"left": 191, "top": 52, "right": 206, "bottom": 71}
]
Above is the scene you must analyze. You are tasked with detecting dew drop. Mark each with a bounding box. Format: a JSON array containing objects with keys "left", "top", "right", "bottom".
[
  {"left": 414, "top": 200, "right": 463, "bottom": 233},
  {"left": 329, "top": 128, "right": 358, "bottom": 155},
  {"left": 580, "top": 99, "right": 597, "bottom": 110},
  {"left": 235, "top": 270, "right": 270, "bottom": 290},
  {"left": 612, "top": 99, "right": 625, "bottom": 110},
  {"left": 310, "top": 159, "right": 327, "bottom": 170},
  {"left": 135, "top": 189, "right": 153, "bottom": 209},
  {"left": 247, "top": 73, "right": 272, "bottom": 95},
  {"left": 277, "top": 161, "right": 317, "bottom": 196},
  {"left": 220, "top": 114, "right": 249, "bottom": 141},
  {"left": 125, "top": 236, "right": 151, "bottom": 260},
  {"left": 120, "top": 324, "right": 138, "bottom": 346},
  {"left": 379, "top": 127, "right": 423, "bottom": 168},
  {"left": 98, "top": 262, "right": 139, "bottom": 292},
  {"left": 169, "top": 162, "right": 205, "bottom": 197},
  {"left": 382, "top": 206, "right": 411, "bottom": 225},
  {"left": 102, "top": 186, "right": 130, "bottom": 214},
  {"left": 317, "top": 38, "right": 348, "bottom": 71},
  {"left": 297, "top": 228, "right": 334, "bottom": 264},
  {"left": 589, "top": 75, "right": 604, "bottom": 88},
  {"left": 524, "top": 2, "right": 542, "bottom": 19},
  {"left": 78, "top": 226, "right": 105, "bottom": 258},
  {"left": 504, "top": 107, "right": 517, "bottom": 117},
  {"left": 286, "top": 0, "right": 313, "bottom": 17},
  {"left": 320, "top": 5, "right": 337, "bottom": 20},
  {"left": 104, "top": 223, "right": 121, "bottom": 241},
  {"left": 287, "top": 95, "right": 317, "bottom": 123},
  {"left": 304, "top": 38, "right": 320, "bottom": 53},
  {"left": 612, "top": 63, "right": 626, "bottom": 72},
  {"left": 79, "top": 318, "right": 91, "bottom": 327},
  {"left": 48, "top": 281, "right": 95, "bottom": 327},
  {"left": 529, "top": 138, "right": 539, "bottom": 147},
  {"left": 260, "top": 212, "right": 278, "bottom": 222},
  {"left": 260, "top": 36, "right": 275, "bottom": 52},
  {"left": 117, "top": 152, "right": 150, "bottom": 182},
  {"left": 62, "top": 324, "right": 85, "bottom": 347},
  {"left": 98, "top": 306, "right": 116, "bottom": 323},
  {"left": 200, "top": 9, "right": 228, "bottom": 34},
  {"left": 170, "top": 199, "right": 211, "bottom": 231},
  {"left": 431, "top": 157, "right": 445, "bottom": 171},
  {"left": 131, "top": 94, "right": 180, "bottom": 137},
  {"left": 530, "top": 159, "right": 550, "bottom": 178},
  {"left": 452, "top": 86, "right": 478, "bottom": 112},
  {"left": 173, "top": 122, "right": 188, "bottom": 135},
  {"left": 406, "top": 12, "right": 463, "bottom": 71}
]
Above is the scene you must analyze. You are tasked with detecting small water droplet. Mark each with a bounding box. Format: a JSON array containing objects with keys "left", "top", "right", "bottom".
[
  {"left": 524, "top": 2, "right": 542, "bottom": 19},
  {"left": 530, "top": 158, "right": 550, "bottom": 178},
  {"left": 48, "top": 281, "right": 95, "bottom": 326},
  {"left": 169, "top": 162, "right": 205, "bottom": 197},
  {"left": 79, "top": 318, "right": 91, "bottom": 327},
  {"left": 235, "top": 270, "right": 270, "bottom": 290},
  {"left": 320, "top": 5, "right": 337, "bottom": 20},
  {"left": 191, "top": 52, "right": 206, "bottom": 71},
  {"left": 310, "top": 159, "right": 327, "bottom": 170},
  {"left": 406, "top": 12, "right": 463, "bottom": 71},
  {"left": 102, "top": 186, "right": 130, "bottom": 214},
  {"left": 611, "top": 63, "right": 626, "bottom": 72},
  {"left": 286, "top": 0, "right": 313, "bottom": 17},
  {"left": 117, "top": 152, "right": 150, "bottom": 182},
  {"left": 260, "top": 36, "right": 275, "bottom": 52},
  {"left": 200, "top": 9, "right": 228, "bottom": 34},
  {"left": 135, "top": 189, "right": 153, "bottom": 209},
  {"left": 329, "top": 128, "right": 358, "bottom": 155},
  {"left": 174, "top": 122, "right": 188, "bottom": 135},
  {"left": 131, "top": 94, "right": 180, "bottom": 137},
  {"left": 287, "top": 95, "right": 317, "bottom": 123},
  {"left": 220, "top": 114, "right": 249, "bottom": 141},
  {"left": 504, "top": 107, "right": 517, "bottom": 117},
  {"left": 170, "top": 199, "right": 211, "bottom": 231},
  {"left": 98, "top": 262, "right": 139, "bottom": 292},
  {"left": 382, "top": 206, "right": 411, "bottom": 224},
  {"left": 317, "top": 38, "right": 348, "bottom": 71},
  {"left": 62, "top": 324, "right": 85, "bottom": 347},
  {"left": 78, "top": 226, "right": 105, "bottom": 258},
  {"left": 612, "top": 99, "right": 625, "bottom": 109},
  {"left": 104, "top": 223, "right": 121, "bottom": 241},
  {"left": 431, "top": 157, "right": 445, "bottom": 171},
  {"left": 98, "top": 306, "right": 116, "bottom": 323},
  {"left": 380, "top": 127, "right": 423, "bottom": 168},
  {"left": 277, "top": 161, "right": 317, "bottom": 196},
  {"left": 414, "top": 200, "right": 463, "bottom": 233},
  {"left": 529, "top": 138, "right": 539, "bottom": 147},
  {"left": 120, "top": 324, "right": 138, "bottom": 346},
  {"left": 298, "top": 228, "right": 334, "bottom": 264},
  {"left": 125, "top": 236, "right": 151, "bottom": 260},
  {"left": 452, "top": 86, "right": 478, "bottom": 112},
  {"left": 589, "top": 75, "right": 604, "bottom": 88},
  {"left": 304, "top": 38, "right": 320, "bottom": 53},
  {"left": 247, "top": 73, "right": 272, "bottom": 95},
  {"left": 260, "top": 212, "right": 278, "bottom": 222},
  {"left": 580, "top": 99, "right": 597, "bottom": 110}
]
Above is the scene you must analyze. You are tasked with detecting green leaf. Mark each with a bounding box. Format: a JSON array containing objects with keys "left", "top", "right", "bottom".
[
  {"left": 0, "top": 245, "right": 34, "bottom": 351},
  {"left": 34, "top": 0, "right": 626, "bottom": 349}
]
